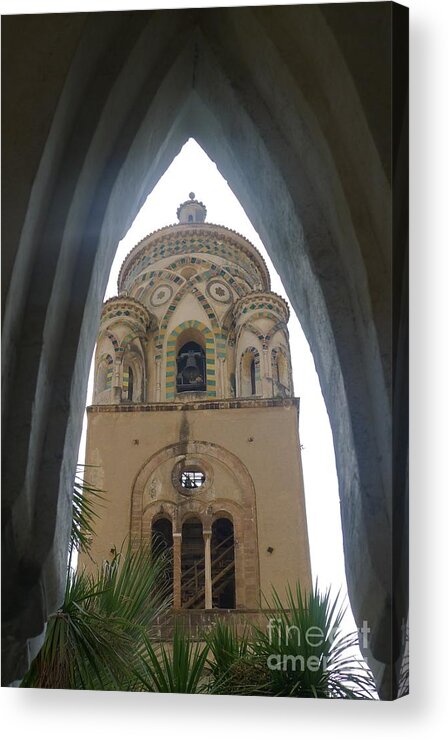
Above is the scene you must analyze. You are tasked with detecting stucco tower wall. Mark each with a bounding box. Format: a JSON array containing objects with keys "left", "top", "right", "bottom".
[{"left": 80, "top": 399, "right": 311, "bottom": 604}]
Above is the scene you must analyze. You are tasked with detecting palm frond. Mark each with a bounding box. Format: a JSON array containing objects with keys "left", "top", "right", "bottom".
[
  {"left": 70, "top": 466, "right": 105, "bottom": 560},
  {"left": 250, "top": 582, "right": 377, "bottom": 699},
  {"left": 21, "top": 543, "right": 172, "bottom": 690},
  {"left": 136, "top": 625, "right": 209, "bottom": 693}
]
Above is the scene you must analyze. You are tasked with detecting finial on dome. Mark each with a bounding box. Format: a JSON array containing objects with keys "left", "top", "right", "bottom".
[{"left": 177, "top": 193, "right": 207, "bottom": 224}]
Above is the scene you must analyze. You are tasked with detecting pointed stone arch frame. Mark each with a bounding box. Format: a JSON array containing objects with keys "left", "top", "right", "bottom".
[
  {"left": 164, "top": 255, "right": 248, "bottom": 298},
  {"left": 3, "top": 7, "right": 406, "bottom": 694},
  {"left": 133, "top": 267, "right": 186, "bottom": 291},
  {"left": 165, "top": 320, "right": 216, "bottom": 399},
  {"left": 157, "top": 284, "right": 225, "bottom": 361},
  {"left": 94, "top": 353, "right": 114, "bottom": 401},
  {"left": 133, "top": 268, "right": 186, "bottom": 303},
  {"left": 98, "top": 329, "right": 120, "bottom": 356}
]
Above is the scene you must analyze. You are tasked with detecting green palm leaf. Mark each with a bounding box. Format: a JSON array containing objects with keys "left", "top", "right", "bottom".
[
  {"left": 136, "top": 625, "right": 209, "bottom": 693},
  {"left": 21, "top": 542, "right": 171, "bottom": 690},
  {"left": 69, "top": 466, "right": 105, "bottom": 565},
  {"left": 250, "top": 582, "right": 376, "bottom": 699}
]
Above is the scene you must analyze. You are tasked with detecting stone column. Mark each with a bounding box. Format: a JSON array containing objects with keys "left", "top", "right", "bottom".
[
  {"left": 155, "top": 358, "right": 162, "bottom": 402},
  {"left": 203, "top": 530, "right": 212, "bottom": 609},
  {"left": 112, "top": 360, "right": 122, "bottom": 403},
  {"left": 260, "top": 345, "right": 270, "bottom": 398},
  {"left": 218, "top": 357, "right": 226, "bottom": 398},
  {"left": 173, "top": 532, "right": 182, "bottom": 609}
]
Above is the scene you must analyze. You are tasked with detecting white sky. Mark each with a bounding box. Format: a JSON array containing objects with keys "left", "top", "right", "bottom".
[{"left": 79, "top": 138, "right": 357, "bottom": 638}]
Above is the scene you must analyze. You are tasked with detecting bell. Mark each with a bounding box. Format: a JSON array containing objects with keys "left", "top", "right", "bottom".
[{"left": 181, "top": 350, "right": 202, "bottom": 384}]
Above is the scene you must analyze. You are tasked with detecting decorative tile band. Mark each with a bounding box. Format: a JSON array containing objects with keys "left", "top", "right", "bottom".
[{"left": 122, "top": 238, "right": 263, "bottom": 290}]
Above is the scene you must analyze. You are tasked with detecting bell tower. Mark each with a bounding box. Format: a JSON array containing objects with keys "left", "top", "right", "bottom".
[{"left": 81, "top": 195, "right": 312, "bottom": 613}]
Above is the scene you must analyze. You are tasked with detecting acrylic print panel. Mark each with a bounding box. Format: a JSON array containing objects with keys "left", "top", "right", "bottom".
[{"left": 2, "top": 1, "right": 408, "bottom": 704}]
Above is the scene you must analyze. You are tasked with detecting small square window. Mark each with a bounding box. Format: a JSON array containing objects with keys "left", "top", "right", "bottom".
[{"left": 180, "top": 470, "right": 205, "bottom": 489}]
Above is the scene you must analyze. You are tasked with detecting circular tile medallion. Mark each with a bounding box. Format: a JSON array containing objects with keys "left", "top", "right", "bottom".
[
  {"left": 207, "top": 280, "right": 232, "bottom": 304},
  {"left": 150, "top": 284, "right": 173, "bottom": 307}
]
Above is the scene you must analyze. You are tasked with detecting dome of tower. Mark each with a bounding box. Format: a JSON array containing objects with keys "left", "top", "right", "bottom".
[{"left": 117, "top": 202, "right": 271, "bottom": 297}]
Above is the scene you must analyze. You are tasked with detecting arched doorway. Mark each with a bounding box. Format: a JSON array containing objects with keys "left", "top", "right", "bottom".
[
  {"left": 212, "top": 518, "right": 236, "bottom": 609},
  {"left": 181, "top": 517, "right": 205, "bottom": 609}
]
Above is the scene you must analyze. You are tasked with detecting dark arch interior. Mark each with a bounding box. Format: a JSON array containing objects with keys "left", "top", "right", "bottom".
[
  {"left": 152, "top": 517, "right": 173, "bottom": 556},
  {"left": 181, "top": 518, "right": 205, "bottom": 609},
  {"left": 151, "top": 517, "right": 173, "bottom": 596},
  {"left": 176, "top": 341, "right": 206, "bottom": 393},
  {"left": 212, "top": 518, "right": 235, "bottom": 609},
  {"left": 126, "top": 366, "right": 134, "bottom": 401},
  {"left": 250, "top": 358, "right": 256, "bottom": 395}
]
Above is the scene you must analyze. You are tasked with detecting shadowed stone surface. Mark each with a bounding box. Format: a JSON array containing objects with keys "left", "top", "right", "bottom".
[{"left": 2, "top": 5, "right": 408, "bottom": 697}]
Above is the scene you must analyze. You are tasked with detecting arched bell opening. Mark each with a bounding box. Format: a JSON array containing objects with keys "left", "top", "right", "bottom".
[
  {"left": 176, "top": 330, "right": 207, "bottom": 394},
  {"left": 181, "top": 517, "right": 205, "bottom": 609},
  {"left": 151, "top": 516, "right": 173, "bottom": 598},
  {"left": 211, "top": 517, "right": 236, "bottom": 609}
]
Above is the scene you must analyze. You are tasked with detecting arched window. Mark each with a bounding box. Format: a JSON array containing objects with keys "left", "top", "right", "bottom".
[
  {"left": 127, "top": 366, "right": 134, "bottom": 401},
  {"left": 152, "top": 517, "right": 173, "bottom": 555},
  {"left": 151, "top": 517, "right": 173, "bottom": 598},
  {"left": 271, "top": 348, "right": 290, "bottom": 396},
  {"left": 250, "top": 358, "right": 256, "bottom": 395},
  {"left": 123, "top": 365, "right": 134, "bottom": 401},
  {"left": 212, "top": 517, "right": 236, "bottom": 609},
  {"left": 240, "top": 348, "right": 260, "bottom": 396},
  {"left": 176, "top": 341, "right": 206, "bottom": 393},
  {"left": 181, "top": 517, "right": 205, "bottom": 608}
]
